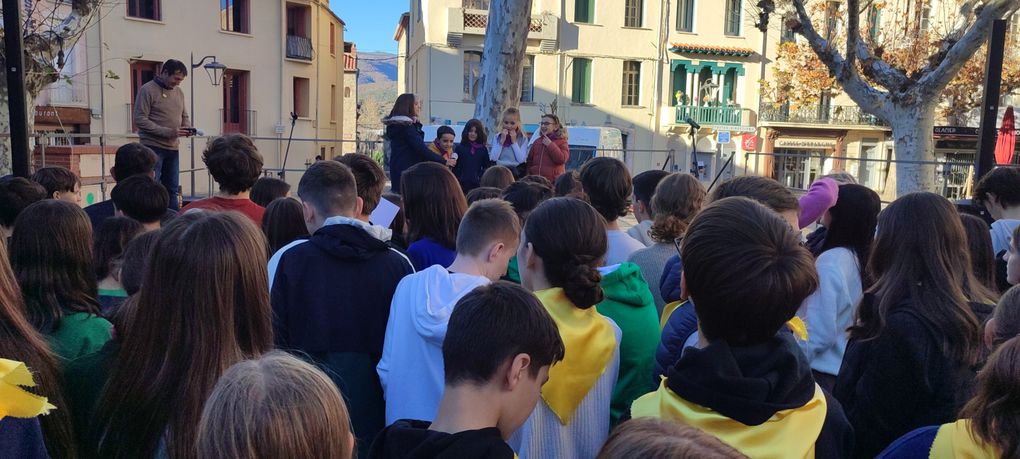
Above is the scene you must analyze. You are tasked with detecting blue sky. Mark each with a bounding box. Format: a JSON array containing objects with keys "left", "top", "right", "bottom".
[{"left": 331, "top": 1, "right": 408, "bottom": 53}]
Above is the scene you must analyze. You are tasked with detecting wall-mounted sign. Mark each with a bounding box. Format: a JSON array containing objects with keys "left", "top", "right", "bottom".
[
  {"left": 775, "top": 138, "right": 837, "bottom": 149},
  {"left": 933, "top": 126, "right": 980, "bottom": 137}
]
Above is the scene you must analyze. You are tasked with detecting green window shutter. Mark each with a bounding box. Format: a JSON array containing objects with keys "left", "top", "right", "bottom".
[
  {"left": 573, "top": 58, "right": 591, "bottom": 103},
  {"left": 575, "top": 0, "right": 593, "bottom": 23},
  {"left": 582, "top": 59, "right": 592, "bottom": 103},
  {"left": 723, "top": 69, "right": 736, "bottom": 105},
  {"left": 671, "top": 66, "right": 687, "bottom": 106}
]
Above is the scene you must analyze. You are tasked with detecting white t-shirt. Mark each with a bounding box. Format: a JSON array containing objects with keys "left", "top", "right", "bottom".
[{"left": 605, "top": 230, "right": 645, "bottom": 266}]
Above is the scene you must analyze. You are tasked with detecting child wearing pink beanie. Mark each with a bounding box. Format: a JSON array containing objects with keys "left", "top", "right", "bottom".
[{"left": 798, "top": 178, "right": 839, "bottom": 229}]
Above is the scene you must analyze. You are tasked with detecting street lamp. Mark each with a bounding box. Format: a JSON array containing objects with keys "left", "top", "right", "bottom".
[{"left": 189, "top": 53, "right": 225, "bottom": 199}]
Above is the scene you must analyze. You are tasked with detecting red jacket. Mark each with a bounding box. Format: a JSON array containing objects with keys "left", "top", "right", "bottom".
[{"left": 526, "top": 134, "right": 569, "bottom": 182}]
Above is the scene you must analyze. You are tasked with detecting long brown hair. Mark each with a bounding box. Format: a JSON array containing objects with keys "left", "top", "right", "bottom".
[
  {"left": 401, "top": 162, "right": 467, "bottom": 249},
  {"left": 387, "top": 93, "right": 417, "bottom": 119},
  {"left": 990, "top": 286, "right": 1020, "bottom": 349},
  {"left": 961, "top": 213, "right": 999, "bottom": 296},
  {"left": 196, "top": 351, "right": 353, "bottom": 459},
  {"left": 649, "top": 173, "right": 705, "bottom": 243},
  {"left": 92, "top": 211, "right": 274, "bottom": 459},
  {"left": 597, "top": 418, "right": 746, "bottom": 459},
  {"left": 10, "top": 200, "right": 99, "bottom": 332},
  {"left": 0, "top": 242, "right": 76, "bottom": 459},
  {"left": 960, "top": 336, "right": 1020, "bottom": 459},
  {"left": 851, "top": 192, "right": 995, "bottom": 365},
  {"left": 523, "top": 197, "right": 607, "bottom": 308}
]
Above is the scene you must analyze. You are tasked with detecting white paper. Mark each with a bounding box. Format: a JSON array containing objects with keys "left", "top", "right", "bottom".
[{"left": 369, "top": 196, "right": 400, "bottom": 229}]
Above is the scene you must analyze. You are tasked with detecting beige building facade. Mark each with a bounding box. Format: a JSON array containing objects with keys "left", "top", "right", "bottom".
[{"left": 35, "top": 0, "right": 354, "bottom": 198}]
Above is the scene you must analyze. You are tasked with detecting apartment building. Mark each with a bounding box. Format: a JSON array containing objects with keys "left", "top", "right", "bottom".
[
  {"left": 394, "top": 0, "right": 766, "bottom": 175},
  {"left": 343, "top": 42, "right": 359, "bottom": 154},
  {"left": 34, "top": 0, "right": 353, "bottom": 197}
]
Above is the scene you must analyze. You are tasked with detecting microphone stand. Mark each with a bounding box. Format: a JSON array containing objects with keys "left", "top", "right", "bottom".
[{"left": 279, "top": 112, "right": 299, "bottom": 180}]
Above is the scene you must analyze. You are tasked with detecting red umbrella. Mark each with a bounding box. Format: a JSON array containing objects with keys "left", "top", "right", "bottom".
[{"left": 995, "top": 106, "right": 1016, "bottom": 165}]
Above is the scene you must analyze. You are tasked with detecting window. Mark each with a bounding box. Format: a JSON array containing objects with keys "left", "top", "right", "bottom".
[
  {"left": 464, "top": 0, "right": 489, "bottom": 8},
  {"left": 222, "top": 70, "right": 250, "bottom": 134},
  {"left": 129, "top": 61, "right": 161, "bottom": 132},
  {"left": 330, "top": 23, "right": 336, "bottom": 55},
  {"left": 575, "top": 0, "right": 594, "bottom": 23},
  {"left": 722, "top": 68, "right": 737, "bottom": 106},
  {"left": 293, "top": 77, "right": 310, "bottom": 118},
  {"left": 521, "top": 55, "right": 535, "bottom": 103},
  {"left": 676, "top": 0, "right": 693, "bottom": 32},
  {"left": 867, "top": 6, "right": 882, "bottom": 42},
  {"left": 670, "top": 64, "right": 687, "bottom": 107},
  {"left": 286, "top": 4, "right": 313, "bottom": 60},
  {"left": 697, "top": 67, "right": 714, "bottom": 105},
  {"left": 622, "top": 61, "right": 641, "bottom": 106},
  {"left": 571, "top": 58, "right": 592, "bottom": 104},
  {"left": 345, "top": 86, "right": 352, "bottom": 98},
  {"left": 781, "top": 22, "right": 796, "bottom": 43},
  {"left": 330, "top": 85, "right": 337, "bottom": 122},
  {"left": 220, "top": 0, "right": 249, "bottom": 34},
  {"left": 127, "top": 0, "right": 160, "bottom": 20},
  {"left": 724, "top": 0, "right": 740, "bottom": 36},
  {"left": 416, "top": 0, "right": 422, "bottom": 22},
  {"left": 624, "top": 0, "right": 642, "bottom": 27},
  {"left": 464, "top": 51, "right": 482, "bottom": 101}
]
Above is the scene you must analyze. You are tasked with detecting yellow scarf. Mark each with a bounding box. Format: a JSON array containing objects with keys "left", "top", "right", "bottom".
[
  {"left": 661, "top": 300, "right": 685, "bottom": 330},
  {"left": 631, "top": 381, "right": 827, "bottom": 459},
  {"left": 929, "top": 419, "right": 1000, "bottom": 459},
  {"left": 0, "top": 359, "right": 55, "bottom": 420},
  {"left": 536, "top": 288, "right": 617, "bottom": 425}
]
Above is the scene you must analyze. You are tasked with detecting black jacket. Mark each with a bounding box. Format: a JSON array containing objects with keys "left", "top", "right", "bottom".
[
  {"left": 667, "top": 333, "right": 854, "bottom": 459},
  {"left": 368, "top": 420, "right": 515, "bottom": 459},
  {"left": 385, "top": 118, "right": 445, "bottom": 193},
  {"left": 271, "top": 222, "right": 414, "bottom": 457},
  {"left": 451, "top": 142, "right": 492, "bottom": 192},
  {"left": 834, "top": 296, "right": 993, "bottom": 458}
]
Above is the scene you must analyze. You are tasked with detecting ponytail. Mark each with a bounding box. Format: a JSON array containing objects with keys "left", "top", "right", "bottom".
[{"left": 524, "top": 198, "right": 607, "bottom": 308}]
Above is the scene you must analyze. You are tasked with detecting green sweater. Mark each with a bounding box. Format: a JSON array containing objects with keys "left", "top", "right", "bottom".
[
  {"left": 595, "top": 262, "right": 660, "bottom": 426},
  {"left": 47, "top": 312, "right": 113, "bottom": 362}
]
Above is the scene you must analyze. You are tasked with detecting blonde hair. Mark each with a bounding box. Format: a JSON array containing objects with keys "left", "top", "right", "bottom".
[
  {"left": 649, "top": 173, "right": 706, "bottom": 243},
  {"left": 196, "top": 351, "right": 354, "bottom": 459},
  {"left": 597, "top": 418, "right": 747, "bottom": 459},
  {"left": 502, "top": 107, "right": 522, "bottom": 124}
]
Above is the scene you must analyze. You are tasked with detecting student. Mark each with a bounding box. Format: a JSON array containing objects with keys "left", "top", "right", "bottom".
[
  {"left": 580, "top": 157, "right": 643, "bottom": 266},
  {"left": 262, "top": 197, "right": 310, "bottom": 256},
  {"left": 336, "top": 153, "right": 394, "bottom": 241},
  {"left": 500, "top": 181, "right": 553, "bottom": 284},
  {"left": 31, "top": 166, "right": 81, "bottom": 205},
  {"left": 1005, "top": 224, "right": 1020, "bottom": 286},
  {"left": 93, "top": 216, "right": 143, "bottom": 315},
  {"left": 961, "top": 213, "right": 999, "bottom": 295},
  {"left": 801, "top": 178, "right": 841, "bottom": 255},
  {"left": 0, "top": 176, "right": 46, "bottom": 240},
  {"left": 0, "top": 242, "right": 77, "bottom": 459},
  {"left": 110, "top": 174, "right": 169, "bottom": 231},
  {"left": 249, "top": 176, "right": 291, "bottom": 208},
  {"left": 181, "top": 133, "right": 266, "bottom": 224},
  {"left": 554, "top": 170, "right": 584, "bottom": 198},
  {"left": 525, "top": 114, "right": 569, "bottom": 183},
  {"left": 631, "top": 197, "right": 853, "bottom": 458},
  {"left": 269, "top": 161, "right": 414, "bottom": 454},
  {"left": 512, "top": 197, "right": 622, "bottom": 459},
  {"left": 627, "top": 173, "right": 705, "bottom": 312},
  {"left": 197, "top": 351, "right": 355, "bottom": 459},
  {"left": 480, "top": 165, "right": 515, "bottom": 189},
  {"left": 83, "top": 142, "right": 173, "bottom": 230},
  {"left": 370, "top": 282, "right": 565, "bottom": 459},
  {"left": 428, "top": 125, "right": 456, "bottom": 162},
  {"left": 519, "top": 174, "right": 553, "bottom": 189},
  {"left": 985, "top": 285, "right": 1020, "bottom": 350},
  {"left": 489, "top": 108, "right": 528, "bottom": 177},
  {"left": 466, "top": 186, "right": 503, "bottom": 204},
  {"left": 384, "top": 93, "right": 446, "bottom": 193},
  {"left": 118, "top": 229, "right": 161, "bottom": 298},
  {"left": 595, "top": 418, "right": 746, "bottom": 459},
  {"left": 452, "top": 119, "right": 493, "bottom": 192},
  {"left": 797, "top": 184, "right": 881, "bottom": 390},
  {"left": 974, "top": 166, "right": 1020, "bottom": 255},
  {"left": 10, "top": 200, "right": 111, "bottom": 362},
  {"left": 878, "top": 336, "right": 1020, "bottom": 459},
  {"left": 378, "top": 199, "right": 521, "bottom": 425},
  {"left": 402, "top": 162, "right": 467, "bottom": 270},
  {"left": 67, "top": 211, "right": 273, "bottom": 459},
  {"left": 626, "top": 170, "right": 670, "bottom": 247},
  {"left": 834, "top": 192, "right": 998, "bottom": 458}
]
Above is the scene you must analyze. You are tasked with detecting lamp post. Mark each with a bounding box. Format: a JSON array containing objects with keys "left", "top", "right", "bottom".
[{"left": 189, "top": 53, "right": 225, "bottom": 198}]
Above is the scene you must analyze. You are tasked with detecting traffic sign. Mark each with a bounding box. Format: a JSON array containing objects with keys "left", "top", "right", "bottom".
[{"left": 717, "top": 131, "right": 731, "bottom": 144}]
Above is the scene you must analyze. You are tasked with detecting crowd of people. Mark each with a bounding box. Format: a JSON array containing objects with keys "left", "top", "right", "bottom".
[{"left": 2, "top": 89, "right": 1020, "bottom": 459}]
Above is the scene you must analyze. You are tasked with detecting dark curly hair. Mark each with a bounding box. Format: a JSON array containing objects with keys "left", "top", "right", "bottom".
[
  {"left": 974, "top": 167, "right": 1020, "bottom": 209},
  {"left": 579, "top": 157, "right": 632, "bottom": 223},
  {"left": 203, "top": 134, "right": 264, "bottom": 195},
  {"left": 523, "top": 198, "right": 607, "bottom": 308}
]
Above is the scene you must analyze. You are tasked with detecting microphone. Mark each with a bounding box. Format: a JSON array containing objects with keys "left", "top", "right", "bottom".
[{"left": 290, "top": 112, "right": 298, "bottom": 122}]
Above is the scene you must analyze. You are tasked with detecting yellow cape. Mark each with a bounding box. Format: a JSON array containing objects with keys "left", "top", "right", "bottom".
[
  {"left": 536, "top": 288, "right": 617, "bottom": 425},
  {"left": 929, "top": 419, "right": 1000, "bottom": 459},
  {"left": 631, "top": 380, "right": 827, "bottom": 459},
  {"left": 0, "top": 358, "right": 55, "bottom": 420}
]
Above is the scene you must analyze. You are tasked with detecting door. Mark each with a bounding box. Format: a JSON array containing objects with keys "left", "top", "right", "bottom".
[{"left": 222, "top": 70, "right": 249, "bottom": 134}]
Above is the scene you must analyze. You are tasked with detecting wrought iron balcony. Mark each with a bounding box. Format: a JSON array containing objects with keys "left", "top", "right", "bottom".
[
  {"left": 760, "top": 104, "right": 887, "bottom": 127},
  {"left": 675, "top": 105, "right": 751, "bottom": 127},
  {"left": 286, "top": 35, "right": 313, "bottom": 61}
]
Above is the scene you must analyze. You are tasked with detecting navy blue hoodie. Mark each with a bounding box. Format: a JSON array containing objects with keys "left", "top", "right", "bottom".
[
  {"left": 384, "top": 117, "right": 445, "bottom": 193},
  {"left": 271, "top": 221, "right": 414, "bottom": 457},
  {"left": 369, "top": 420, "right": 515, "bottom": 459}
]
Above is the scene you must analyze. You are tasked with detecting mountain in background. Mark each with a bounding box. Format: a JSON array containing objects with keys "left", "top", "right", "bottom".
[{"left": 357, "top": 52, "right": 398, "bottom": 133}]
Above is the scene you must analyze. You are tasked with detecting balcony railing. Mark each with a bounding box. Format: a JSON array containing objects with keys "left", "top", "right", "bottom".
[
  {"left": 760, "top": 104, "right": 887, "bottom": 127},
  {"left": 675, "top": 105, "right": 751, "bottom": 127},
  {"left": 286, "top": 35, "right": 313, "bottom": 60},
  {"left": 447, "top": 8, "right": 557, "bottom": 50},
  {"left": 220, "top": 109, "right": 257, "bottom": 135}
]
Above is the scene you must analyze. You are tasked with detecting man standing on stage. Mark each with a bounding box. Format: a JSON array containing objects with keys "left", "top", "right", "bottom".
[{"left": 133, "top": 59, "right": 193, "bottom": 209}]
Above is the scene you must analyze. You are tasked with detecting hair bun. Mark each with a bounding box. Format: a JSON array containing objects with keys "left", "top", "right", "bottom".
[{"left": 563, "top": 263, "right": 604, "bottom": 309}]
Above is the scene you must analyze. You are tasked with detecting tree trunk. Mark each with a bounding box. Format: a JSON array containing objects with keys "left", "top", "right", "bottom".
[
  {"left": 473, "top": 0, "right": 534, "bottom": 137},
  {"left": 887, "top": 104, "right": 937, "bottom": 195}
]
